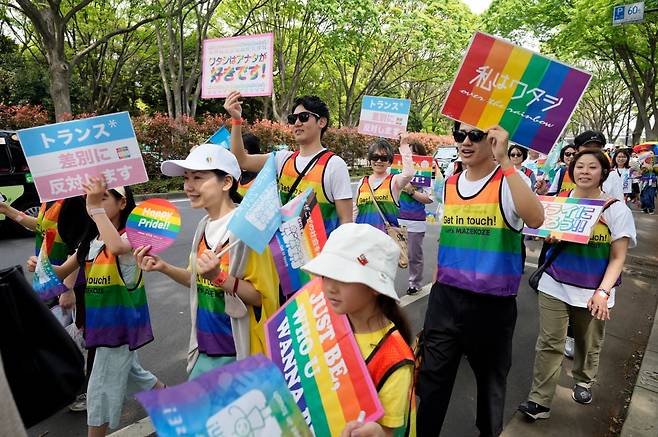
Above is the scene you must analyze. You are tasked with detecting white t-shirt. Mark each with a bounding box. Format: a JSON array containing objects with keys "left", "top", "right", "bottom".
[
  {"left": 87, "top": 234, "right": 138, "bottom": 288},
  {"left": 275, "top": 149, "right": 352, "bottom": 202},
  {"left": 443, "top": 166, "right": 530, "bottom": 231},
  {"left": 538, "top": 195, "right": 637, "bottom": 308},
  {"left": 204, "top": 210, "right": 234, "bottom": 249},
  {"left": 603, "top": 169, "right": 625, "bottom": 201},
  {"left": 616, "top": 168, "right": 632, "bottom": 194}
]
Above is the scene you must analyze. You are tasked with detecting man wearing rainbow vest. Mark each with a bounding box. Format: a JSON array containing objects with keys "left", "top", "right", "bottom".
[
  {"left": 225, "top": 92, "right": 353, "bottom": 235},
  {"left": 417, "top": 123, "right": 544, "bottom": 437}
]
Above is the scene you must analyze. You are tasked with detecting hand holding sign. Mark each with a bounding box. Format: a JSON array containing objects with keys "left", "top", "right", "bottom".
[
  {"left": 224, "top": 90, "right": 243, "bottom": 120},
  {"left": 126, "top": 199, "right": 181, "bottom": 254},
  {"left": 487, "top": 125, "right": 511, "bottom": 165}
]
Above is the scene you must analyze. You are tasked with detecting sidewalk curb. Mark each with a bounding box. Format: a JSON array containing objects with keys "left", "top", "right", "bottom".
[{"left": 621, "top": 304, "right": 658, "bottom": 437}]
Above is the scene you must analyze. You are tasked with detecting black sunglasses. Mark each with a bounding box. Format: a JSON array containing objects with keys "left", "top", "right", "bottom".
[
  {"left": 509, "top": 153, "right": 523, "bottom": 157},
  {"left": 287, "top": 111, "right": 320, "bottom": 124},
  {"left": 370, "top": 154, "right": 390, "bottom": 162},
  {"left": 453, "top": 129, "right": 487, "bottom": 143},
  {"left": 564, "top": 152, "right": 575, "bottom": 157}
]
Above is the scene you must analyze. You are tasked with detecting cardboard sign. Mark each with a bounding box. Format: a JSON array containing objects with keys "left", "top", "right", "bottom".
[
  {"left": 441, "top": 32, "right": 591, "bottom": 154},
  {"left": 358, "top": 96, "right": 411, "bottom": 139},
  {"left": 265, "top": 278, "right": 383, "bottom": 436},
  {"left": 126, "top": 199, "right": 181, "bottom": 254},
  {"left": 136, "top": 355, "right": 312, "bottom": 437},
  {"left": 17, "top": 112, "right": 148, "bottom": 202},
  {"left": 391, "top": 154, "right": 433, "bottom": 187},
  {"left": 202, "top": 33, "right": 274, "bottom": 99},
  {"left": 522, "top": 196, "right": 607, "bottom": 244}
]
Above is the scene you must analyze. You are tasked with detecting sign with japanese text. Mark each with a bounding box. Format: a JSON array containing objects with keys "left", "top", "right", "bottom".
[
  {"left": 441, "top": 32, "right": 592, "bottom": 155},
  {"left": 522, "top": 196, "right": 606, "bottom": 244},
  {"left": 17, "top": 112, "right": 148, "bottom": 202},
  {"left": 265, "top": 278, "right": 383, "bottom": 436},
  {"left": 202, "top": 33, "right": 274, "bottom": 99},
  {"left": 391, "top": 154, "right": 433, "bottom": 187},
  {"left": 358, "top": 96, "right": 411, "bottom": 139},
  {"left": 136, "top": 355, "right": 312, "bottom": 437}
]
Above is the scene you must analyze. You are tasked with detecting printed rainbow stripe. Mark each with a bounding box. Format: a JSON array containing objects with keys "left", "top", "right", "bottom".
[
  {"left": 126, "top": 198, "right": 181, "bottom": 254},
  {"left": 441, "top": 32, "right": 591, "bottom": 154},
  {"left": 266, "top": 279, "right": 383, "bottom": 436},
  {"left": 391, "top": 154, "right": 432, "bottom": 187}
]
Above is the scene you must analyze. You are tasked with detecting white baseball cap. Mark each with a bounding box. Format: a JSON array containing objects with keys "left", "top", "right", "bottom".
[
  {"left": 301, "top": 223, "right": 400, "bottom": 301},
  {"left": 160, "top": 144, "right": 241, "bottom": 181}
]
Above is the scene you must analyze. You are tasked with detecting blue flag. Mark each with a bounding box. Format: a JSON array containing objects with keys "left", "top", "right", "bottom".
[
  {"left": 228, "top": 153, "right": 282, "bottom": 253},
  {"left": 207, "top": 127, "right": 231, "bottom": 150}
]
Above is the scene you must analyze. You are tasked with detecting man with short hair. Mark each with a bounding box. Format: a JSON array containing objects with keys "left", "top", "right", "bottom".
[
  {"left": 574, "top": 131, "right": 624, "bottom": 202},
  {"left": 417, "top": 122, "right": 544, "bottom": 437},
  {"left": 225, "top": 92, "right": 352, "bottom": 235}
]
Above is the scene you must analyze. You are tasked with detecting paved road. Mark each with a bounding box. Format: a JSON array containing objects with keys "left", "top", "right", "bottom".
[{"left": 0, "top": 198, "right": 654, "bottom": 437}]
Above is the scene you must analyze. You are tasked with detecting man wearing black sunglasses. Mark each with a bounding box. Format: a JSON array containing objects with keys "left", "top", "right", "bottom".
[
  {"left": 417, "top": 122, "right": 544, "bottom": 437},
  {"left": 225, "top": 91, "right": 353, "bottom": 235}
]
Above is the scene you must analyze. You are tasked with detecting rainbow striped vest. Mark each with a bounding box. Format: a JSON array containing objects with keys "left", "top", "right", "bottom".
[
  {"left": 546, "top": 195, "right": 621, "bottom": 290},
  {"left": 399, "top": 189, "right": 426, "bottom": 222},
  {"left": 84, "top": 241, "right": 153, "bottom": 350},
  {"left": 355, "top": 175, "right": 400, "bottom": 232},
  {"left": 196, "top": 236, "right": 235, "bottom": 357},
  {"left": 557, "top": 166, "right": 576, "bottom": 194},
  {"left": 278, "top": 150, "right": 339, "bottom": 235},
  {"left": 437, "top": 167, "right": 523, "bottom": 296},
  {"left": 35, "top": 201, "right": 69, "bottom": 265},
  {"left": 237, "top": 178, "right": 255, "bottom": 198}
]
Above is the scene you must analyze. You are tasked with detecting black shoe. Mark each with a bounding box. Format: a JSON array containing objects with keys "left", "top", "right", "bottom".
[
  {"left": 518, "top": 401, "right": 551, "bottom": 420},
  {"left": 572, "top": 384, "right": 592, "bottom": 404},
  {"left": 406, "top": 287, "right": 419, "bottom": 295}
]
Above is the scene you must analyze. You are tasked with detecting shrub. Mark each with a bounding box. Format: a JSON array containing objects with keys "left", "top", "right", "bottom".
[{"left": 0, "top": 104, "right": 50, "bottom": 129}]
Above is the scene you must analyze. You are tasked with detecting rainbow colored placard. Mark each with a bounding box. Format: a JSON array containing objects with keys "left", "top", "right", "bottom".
[
  {"left": 265, "top": 278, "right": 383, "bottom": 436},
  {"left": 522, "top": 196, "right": 606, "bottom": 244},
  {"left": 32, "top": 229, "right": 68, "bottom": 301},
  {"left": 441, "top": 32, "right": 592, "bottom": 155},
  {"left": 126, "top": 198, "right": 181, "bottom": 254},
  {"left": 391, "top": 154, "right": 433, "bottom": 187}
]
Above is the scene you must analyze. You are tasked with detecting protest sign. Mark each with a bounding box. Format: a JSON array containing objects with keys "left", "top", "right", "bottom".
[
  {"left": 441, "top": 31, "right": 591, "bottom": 155},
  {"left": 269, "top": 189, "right": 327, "bottom": 297},
  {"left": 17, "top": 112, "right": 148, "bottom": 202},
  {"left": 206, "top": 127, "right": 231, "bottom": 150},
  {"left": 126, "top": 199, "right": 181, "bottom": 254},
  {"left": 265, "top": 278, "right": 383, "bottom": 436},
  {"left": 136, "top": 354, "right": 312, "bottom": 437},
  {"left": 202, "top": 33, "right": 274, "bottom": 99},
  {"left": 522, "top": 196, "right": 606, "bottom": 244},
  {"left": 32, "top": 229, "right": 68, "bottom": 301},
  {"left": 358, "top": 96, "right": 411, "bottom": 139},
  {"left": 391, "top": 154, "right": 433, "bottom": 187},
  {"left": 228, "top": 153, "right": 282, "bottom": 253}
]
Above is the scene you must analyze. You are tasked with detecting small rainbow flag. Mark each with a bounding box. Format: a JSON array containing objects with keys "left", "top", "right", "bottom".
[
  {"left": 442, "top": 32, "right": 591, "bottom": 155},
  {"left": 391, "top": 154, "right": 433, "bottom": 187},
  {"left": 523, "top": 196, "right": 606, "bottom": 244},
  {"left": 32, "top": 229, "right": 68, "bottom": 301},
  {"left": 269, "top": 189, "right": 327, "bottom": 296},
  {"left": 266, "top": 278, "right": 383, "bottom": 436},
  {"left": 126, "top": 198, "right": 181, "bottom": 254}
]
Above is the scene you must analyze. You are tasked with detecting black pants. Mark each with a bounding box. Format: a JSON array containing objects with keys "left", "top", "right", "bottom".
[{"left": 417, "top": 282, "right": 517, "bottom": 437}]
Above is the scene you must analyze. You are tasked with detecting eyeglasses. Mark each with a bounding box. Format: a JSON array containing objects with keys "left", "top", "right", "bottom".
[
  {"left": 453, "top": 129, "right": 486, "bottom": 143},
  {"left": 509, "top": 153, "right": 523, "bottom": 158},
  {"left": 370, "top": 154, "right": 390, "bottom": 162},
  {"left": 564, "top": 152, "right": 575, "bottom": 157},
  {"left": 287, "top": 111, "right": 320, "bottom": 124}
]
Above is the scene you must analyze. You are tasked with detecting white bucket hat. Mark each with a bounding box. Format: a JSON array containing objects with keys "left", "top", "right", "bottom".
[
  {"left": 161, "top": 143, "right": 241, "bottom": 181},
  {"left": 301, "top": 223, "right": 400, "bottom": 301}
]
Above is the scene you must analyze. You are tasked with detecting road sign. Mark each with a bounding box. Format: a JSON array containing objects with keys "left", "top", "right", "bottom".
[{"left": 613, "top": 2, "right": 645, "bottom": 25}]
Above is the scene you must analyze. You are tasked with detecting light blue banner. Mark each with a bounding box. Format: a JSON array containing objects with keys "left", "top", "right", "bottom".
[
  {"left": 207, "top": 127, "right": 231, "bottom": 150},
  {"left": 362, "top": 96, "right": 411, "bottom": 115}
]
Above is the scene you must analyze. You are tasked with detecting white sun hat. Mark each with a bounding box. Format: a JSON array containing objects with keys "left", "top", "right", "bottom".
[
  {"left": 301, "top": 223, "right": 400, "bottom": 301},
  {"left": 160, "top": 143, "right": 241, "bottom": 181}
]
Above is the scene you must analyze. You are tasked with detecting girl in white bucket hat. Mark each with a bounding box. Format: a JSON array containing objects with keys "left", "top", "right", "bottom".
[
  {"left": 302, "top": 223, "right": 416, "bottom": 437},
  {"left": 134, "top": 144, "right": 280, "bottom": 379}
]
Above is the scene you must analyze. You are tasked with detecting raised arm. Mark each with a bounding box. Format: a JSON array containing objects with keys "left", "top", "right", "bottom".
[
  {"left": 391, "top": 136, "right": 416, "bottom": 199},
  {"left": 224, "top": 91, "right": 270, "bottom": 173},
  {"left": 488, "top": 126, "right": 544, "bottom": 228},
  {"left": 83, "top": 177, "right": 132, "bottom": 256},
  {"left": 0, "top": 200, "right": 38, "bottom": 231}
]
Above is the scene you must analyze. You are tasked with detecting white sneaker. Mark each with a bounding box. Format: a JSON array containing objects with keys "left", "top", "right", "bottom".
[
  {"left": 69, "top": 393, "right": 87, "bottom": 412},
  {"left": 564, "top": 336, "right": 575, "bottom": 359}
]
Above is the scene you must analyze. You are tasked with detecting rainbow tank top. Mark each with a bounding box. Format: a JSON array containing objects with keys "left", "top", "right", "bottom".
[
  {"left": 278, "top": 150, "right": 339, "bottom": 235},
  {"left": 399, "top": 189, "right": 426, "bottom": 222},
  {"left": 557, "top": 167, "right": 576, "bottom": 194},
  {"left": 437, "top": 167, "right": 523, "bottom": 296},
  {"left": 546, "top": 196, "right": 621, "bottom": 289},
  {"left": 196, "top": 236, "right": 235, "bottom": 356},
  {"left": 84, "top": 241, "right": 153, "bottom": 350},
  {"left": 237, "top": 178, "right": 254, "bottom": 198},
  {"left": 34, "top": 201, "right": 69, "bottom": 265},
  {"left": 355, "top": 175, "right": 399, "bottom": 232}
]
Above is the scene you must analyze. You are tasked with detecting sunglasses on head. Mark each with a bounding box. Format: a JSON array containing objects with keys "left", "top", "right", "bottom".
[
  {"left": 287, "top": 111, "right": 320, "bottom": 124},
  {"left": 453, "top": 129, "right": 487, "bottom": 143},
  {"left": 370, "top": 154, "right": 390, "bottom": 162}
]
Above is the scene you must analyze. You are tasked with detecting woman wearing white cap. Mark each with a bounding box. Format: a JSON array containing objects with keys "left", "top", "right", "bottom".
[
  {"left": 302, "top": 223, "right": 416, "bottom": 437},
  {"left": 134, "top": 144, "right": 280, "bottom": 379}
]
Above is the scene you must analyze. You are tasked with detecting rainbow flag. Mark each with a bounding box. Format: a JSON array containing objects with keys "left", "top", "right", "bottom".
[
  {"left": 32, "top": 229, "right": 68, "bottom": 301},
  {"left": 442, "top": 32, "right": 591, "bottom": 155},
  {"left": 126, "top": 198, "right": 181, "bottom": 254},
  {"left": 391, "top": 154, "right": 433, "bottom": 187},
  {"left": 269, "top": 189, "right": 327, "bottom": 297},
  {"left": 266, "top": 278, "right": 383, "bottom": 436},
  {"left": 523, "top": 196, "right": 606, "bottom": 244}
]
